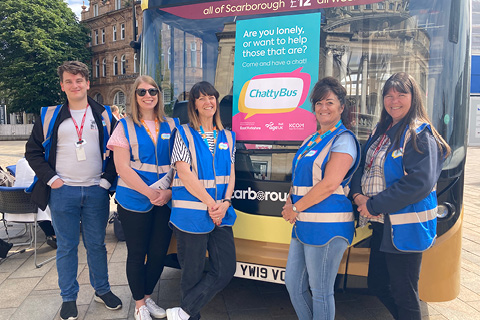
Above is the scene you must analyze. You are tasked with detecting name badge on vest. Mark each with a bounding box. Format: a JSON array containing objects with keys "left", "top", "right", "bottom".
[
  {"left": 392, "top": 148, "right": 403, "bottom": 159},
  {"left": 305, "top": 150, "right": 317, "bottom": 157},
  {"left": 75, "top": 139, "right": 87, "bottom": 161},
  {"left": 219, "top": 142, "right": 228, "bottom": 150},
  {"left": 161, "top": 133, "right": 171, "bottom": 140}
]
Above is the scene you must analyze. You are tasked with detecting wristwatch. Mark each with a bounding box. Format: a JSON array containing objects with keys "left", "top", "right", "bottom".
[
  {"left": 222, "top": 199, "right": 232, "bottom": 207},
  {"left": 292, "top": 205, "right": 300, "bottom": 213}
]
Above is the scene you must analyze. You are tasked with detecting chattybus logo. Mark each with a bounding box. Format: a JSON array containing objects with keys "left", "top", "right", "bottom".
[{"left": 233, "top": 187, "right": 288, "bottom": 202}]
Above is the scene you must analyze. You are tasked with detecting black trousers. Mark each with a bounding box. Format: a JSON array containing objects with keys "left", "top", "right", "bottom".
[
  {"left": 118, "top": 204, "right": 172, "bottom": 301},
  {"left": 38, "top": 220, "right": 55, "bottom": 237},
  {"left": 174, "top": 225, "right": 236, "bottom": 319},
  {"left": 368, "top": 222, "right": 423, "bottom": 320}
]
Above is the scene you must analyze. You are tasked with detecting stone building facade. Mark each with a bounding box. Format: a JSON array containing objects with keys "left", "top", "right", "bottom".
[{"left": 80, "top": 0, "right": 142, "bottom": 113}]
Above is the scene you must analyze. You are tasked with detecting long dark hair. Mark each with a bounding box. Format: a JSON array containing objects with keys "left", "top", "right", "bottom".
[
  {"left": 378, "top": 72, "right": 450, "bottom": 156},
  {"left": 187, "top": 81, "right": 224, "bottom": 131},
  {"left": 310, "top": 77, "right": 351, "bottom": 128}
]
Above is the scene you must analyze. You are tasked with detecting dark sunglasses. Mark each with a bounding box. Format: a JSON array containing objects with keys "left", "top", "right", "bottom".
[{"left": 136, "top": 88, "right": 159, "bottom": 96}]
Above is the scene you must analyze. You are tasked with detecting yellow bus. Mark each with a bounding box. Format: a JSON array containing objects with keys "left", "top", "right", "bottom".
[{"left": 136, "top": 0, "right": 469, "bottom": 302}]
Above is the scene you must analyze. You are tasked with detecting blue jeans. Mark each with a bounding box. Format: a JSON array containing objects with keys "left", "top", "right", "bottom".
[
  {"left": 285, "top": 237, "right": 348, "bottom": 320},
  {"left": 173, "top": 226, "right": 236, "bottom": 318},
  {"left": 50, "top": 185, "right": 111, "bottom": 302}
]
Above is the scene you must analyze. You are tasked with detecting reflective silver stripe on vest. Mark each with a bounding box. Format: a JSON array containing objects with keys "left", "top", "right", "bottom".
[
  {"left": 292, "top": 184, "right": 344, "bottom": 197},
  {"left": 172, "top": 176, "right": 229, "bottom": 188},
  {"left": 389, "top": 208, "right": 437, "bottom": 225},
  {"left": 312, "top": 139, "right": 334, "bottom": 185},
  {"left": 225, "top": 130, "right": 234, "bottom": 158},
  {"left": 296, "top": 211, "right": 354, "bottom": 223},
  {"left": 182, "top": 124, "right": 198, "bottom": 175},
  {"left": 124, "top": 117, "right": 140, "bottom": 160},
  {"left": 165, "top": 117, "right": 176, "bottom": 132},
  {"left": 172, "top": 199, "right": 225, "bottom": 210},
  {"left": 117, "top": 178, "right": 129, "bottom": 188},
  {"left": 130, "top": 162, "right": 170, "bottom": 174},
  {"left": 42, "top": 106, "right": 59, "bottom": 141},
  {"left": 172, "top": 200, "right": 208, "bottom": 210},
  {"left": 101, "top": 109, "right": 112, "bottom": 159}
]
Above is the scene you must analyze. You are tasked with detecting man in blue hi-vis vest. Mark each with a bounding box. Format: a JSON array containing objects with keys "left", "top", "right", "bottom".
[{"left": 25, "top": 61, "right": 121, "bottom": 320}]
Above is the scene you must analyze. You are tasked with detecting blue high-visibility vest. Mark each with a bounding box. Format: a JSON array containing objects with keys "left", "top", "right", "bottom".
[
  {"left": 115, "top": 116, "right": 179, "bottom": 212},
  {"left": 170, "top": 124, "right": 236, "bottom": 233},
  {"left": 291, "top": 125, "right": 360, "bottom": 246}
]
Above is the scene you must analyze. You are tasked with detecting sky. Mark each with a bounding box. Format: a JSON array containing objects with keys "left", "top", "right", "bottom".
[{"left": 65, "top": 0, "right": 84, "bottom": 20}]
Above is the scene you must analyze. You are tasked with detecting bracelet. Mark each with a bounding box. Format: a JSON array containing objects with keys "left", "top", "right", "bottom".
[
  {"left": 222, "top": 199, "right": 232, "bottom": 207},
  {"left": 352, "top": 193, "right": 362, "bottom": 201}
]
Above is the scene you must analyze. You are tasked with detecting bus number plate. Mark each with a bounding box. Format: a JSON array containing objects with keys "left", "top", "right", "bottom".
[{"left": 234, "top": 262, "right": 285, "bottom": 284}]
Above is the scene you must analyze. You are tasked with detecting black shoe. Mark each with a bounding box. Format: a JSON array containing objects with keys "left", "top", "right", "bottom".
[
  {"left": 94, "top": 291, "right": 122, "bottom": 310},
  {"left": 60, "top": 301, "right": 78, "bottom": 320},
  {"left": 0, "top": 240, "right": 13, "bottom": 258},
  {"left": 46, "top": 236, "right": 57, "bottom": 249}
]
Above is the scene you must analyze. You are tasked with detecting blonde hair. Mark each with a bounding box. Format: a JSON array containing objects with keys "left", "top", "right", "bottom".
[
  {"left": 129, "top": 75, "right": 165, "bottom": 126},
  {"left": 187, "top": 81, "right": 224, "bottom": 131}
]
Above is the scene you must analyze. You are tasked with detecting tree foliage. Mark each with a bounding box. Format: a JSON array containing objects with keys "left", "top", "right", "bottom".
[{"left": 0, "top": 0, "right": 91, "bottom": 114}]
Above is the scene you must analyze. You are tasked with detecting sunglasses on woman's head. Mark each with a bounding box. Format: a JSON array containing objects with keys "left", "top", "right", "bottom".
[{"left": 136, "top": 88, "right": 159, "bottom": 96}]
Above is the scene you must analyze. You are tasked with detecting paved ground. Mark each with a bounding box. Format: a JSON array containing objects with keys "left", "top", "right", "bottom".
[{"left": 1, "top": 140, "right": 480, "bottom": 320}]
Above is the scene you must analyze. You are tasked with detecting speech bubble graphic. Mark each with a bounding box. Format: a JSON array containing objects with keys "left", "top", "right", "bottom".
[{"left": 238, "top": 67, "right": 311, "bottom": 119}]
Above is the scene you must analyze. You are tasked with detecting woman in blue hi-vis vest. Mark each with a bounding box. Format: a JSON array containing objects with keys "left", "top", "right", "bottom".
[
  {"left": 108, "top": 75, "right": 179, "bottom": 320},
  {"left": 281, "top": 77, "right": 360, "bottom": 320},
  {"left": 350, "top": 73, "right": 450, "bottom": 320},
  {"left": 167, "top": 81, "right": 236, "bottom": 320}
]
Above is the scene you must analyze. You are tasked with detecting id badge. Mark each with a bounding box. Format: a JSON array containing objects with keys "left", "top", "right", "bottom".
[{"left": 75, "top": 139, "right": 87, "bottom": 161}]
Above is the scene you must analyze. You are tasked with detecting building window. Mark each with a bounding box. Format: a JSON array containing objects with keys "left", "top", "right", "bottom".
[
  {"left": 102, "top": 58, "right": 107, "bottom": 77},
  {"left": 389, "top": 3, "right": 395, "bottom": 10},
  {"left": 101, "top": 29, "right": 105, "bottom": 44},
  {"left": 94, "top": 93, "right": 103, "bottom": 105},
  {"left": 134, "top": 53, "right": 137, "bottom": 73},
  {"left": 94, "top": 30, "right": 98, "bottom": 45},
  {"left": 95, "top": 59, "right": 100, "bottom": 78},
  {"left": 378, "top": 3, "right": 384, "bottom": 9},
  {"left": 121, "top": 55, "right": 126, "bottom": 74},
  {"left": 365, "top": 4, "right": 372, "bottom": 9},
  {"left": 113, "top": 25, "right": 117, "bottom": 42},
  {"left": 121, "top": 24, "right": 125, "bottom": 40},
  {"left": 190, "top": 41, "right": 197, "bottom": 68},
  {"left": 113, "top": 56, "right": 118, "bottom": 76},
  {"left": 115, "top": 0, "right": 122, "bottom": 10},
  {"left": 88, "top": 32, "right": 91, "bottom": 47},
  {"left": 93, "top": 4, "right": 98, "bottom": 17},
  {"left": 135, "top": 20, "right": 138, "bottom": 38},
  {"left": 113, "top": 91, "right": 126, "bottom": 106},
  {"left": 167, "top": 47, "right": 171, "bottom": 70}
]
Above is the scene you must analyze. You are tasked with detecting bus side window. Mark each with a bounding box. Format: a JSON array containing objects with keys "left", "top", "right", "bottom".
[{"left": 235, "top": 149, "right": 255, "bottom": 180}]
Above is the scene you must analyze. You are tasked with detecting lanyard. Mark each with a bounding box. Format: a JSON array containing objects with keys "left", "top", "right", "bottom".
[
  {"left": 292, "top": 120, "right": 342, "bottom": 180},
  {"left": 298, "top": 120, "right": 342, "bottom": 161},
  {"left": 199, "top": 125, "right": 217, "bottom": 149},
  {"left": 141, "top": 118, "right": 159, "bottom": 144},
  {"left": 366, "top": 124, "right": 392, "bottom": 170},
  {"left": 291, "top": 120, "right": 342, "bottom": 191},
  {"left": 70, "top": 105, "right": 89, "bottom": 142}
]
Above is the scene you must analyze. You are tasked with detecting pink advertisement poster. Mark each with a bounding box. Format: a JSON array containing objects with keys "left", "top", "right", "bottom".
[{"left": 232, "top": 13, "right": 320, "bottom": 141}]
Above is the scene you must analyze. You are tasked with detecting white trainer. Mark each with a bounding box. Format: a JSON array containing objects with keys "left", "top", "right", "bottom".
[
  {"left": 134, "top": 305, "right": 152, "bottom": 320},
  {"left": 166, "top": 307, "right": 182, "bottom": 320},
  {"left": 145, "top": 298, "right": 167, "bottom": 318}
]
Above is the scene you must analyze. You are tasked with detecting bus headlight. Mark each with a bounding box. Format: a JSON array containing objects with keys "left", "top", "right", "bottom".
[{"left": 437, "top": 202, "right": 455, "bottom": 219}]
